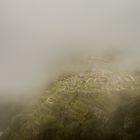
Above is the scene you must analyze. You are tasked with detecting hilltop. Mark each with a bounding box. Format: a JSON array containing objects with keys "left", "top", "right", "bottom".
[{"left": 2, "top": 58, "right": 140, "bottom": 140}]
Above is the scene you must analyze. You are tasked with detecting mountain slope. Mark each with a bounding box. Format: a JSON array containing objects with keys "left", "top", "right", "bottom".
[{"left": 2, "top": 58, "right": 140, "bottom": 140}]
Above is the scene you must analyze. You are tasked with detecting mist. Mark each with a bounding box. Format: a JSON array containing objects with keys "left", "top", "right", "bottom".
[{"left": 0, "top": 0, "right": 140, "bottom": 100}]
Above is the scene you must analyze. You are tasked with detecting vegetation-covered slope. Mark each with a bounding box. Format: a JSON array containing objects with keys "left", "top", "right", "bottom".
[{"left": 2, "top": 58, "right": 140, "bottom": 140}]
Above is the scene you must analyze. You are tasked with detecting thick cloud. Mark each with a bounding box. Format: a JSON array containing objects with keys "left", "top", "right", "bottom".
[{"left": 0, "top": 0, "right": 140, "bottom": 97}]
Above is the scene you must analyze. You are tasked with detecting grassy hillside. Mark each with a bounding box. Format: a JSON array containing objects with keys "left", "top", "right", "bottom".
[
  {"left": 0, "top": 102, "right": 22, "bottom": 131},
  {"left": 2, "top": 58, "right": 140, "bottom": 140}
]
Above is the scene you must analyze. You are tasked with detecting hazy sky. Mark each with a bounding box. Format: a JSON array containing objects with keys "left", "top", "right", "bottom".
[{"left": 0, "top": 0, "right": 140, "bottom": 96}]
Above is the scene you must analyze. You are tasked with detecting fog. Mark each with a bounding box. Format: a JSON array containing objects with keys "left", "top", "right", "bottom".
[{"left": 0, "top": 0, "right": 140, "bottom": 100}]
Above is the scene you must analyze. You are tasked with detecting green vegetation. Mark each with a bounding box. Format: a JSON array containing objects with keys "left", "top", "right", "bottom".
[
  {"left": 0, "top": 103, "right": 22, "bottom": 131},
  {"left": 2, "top": 58, "right": 140, "bottom": 140}
]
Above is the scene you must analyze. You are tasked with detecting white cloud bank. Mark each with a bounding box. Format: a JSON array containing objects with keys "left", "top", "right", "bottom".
[{"left": 0, "top": 0, "right": 140, "bottom": 97}]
